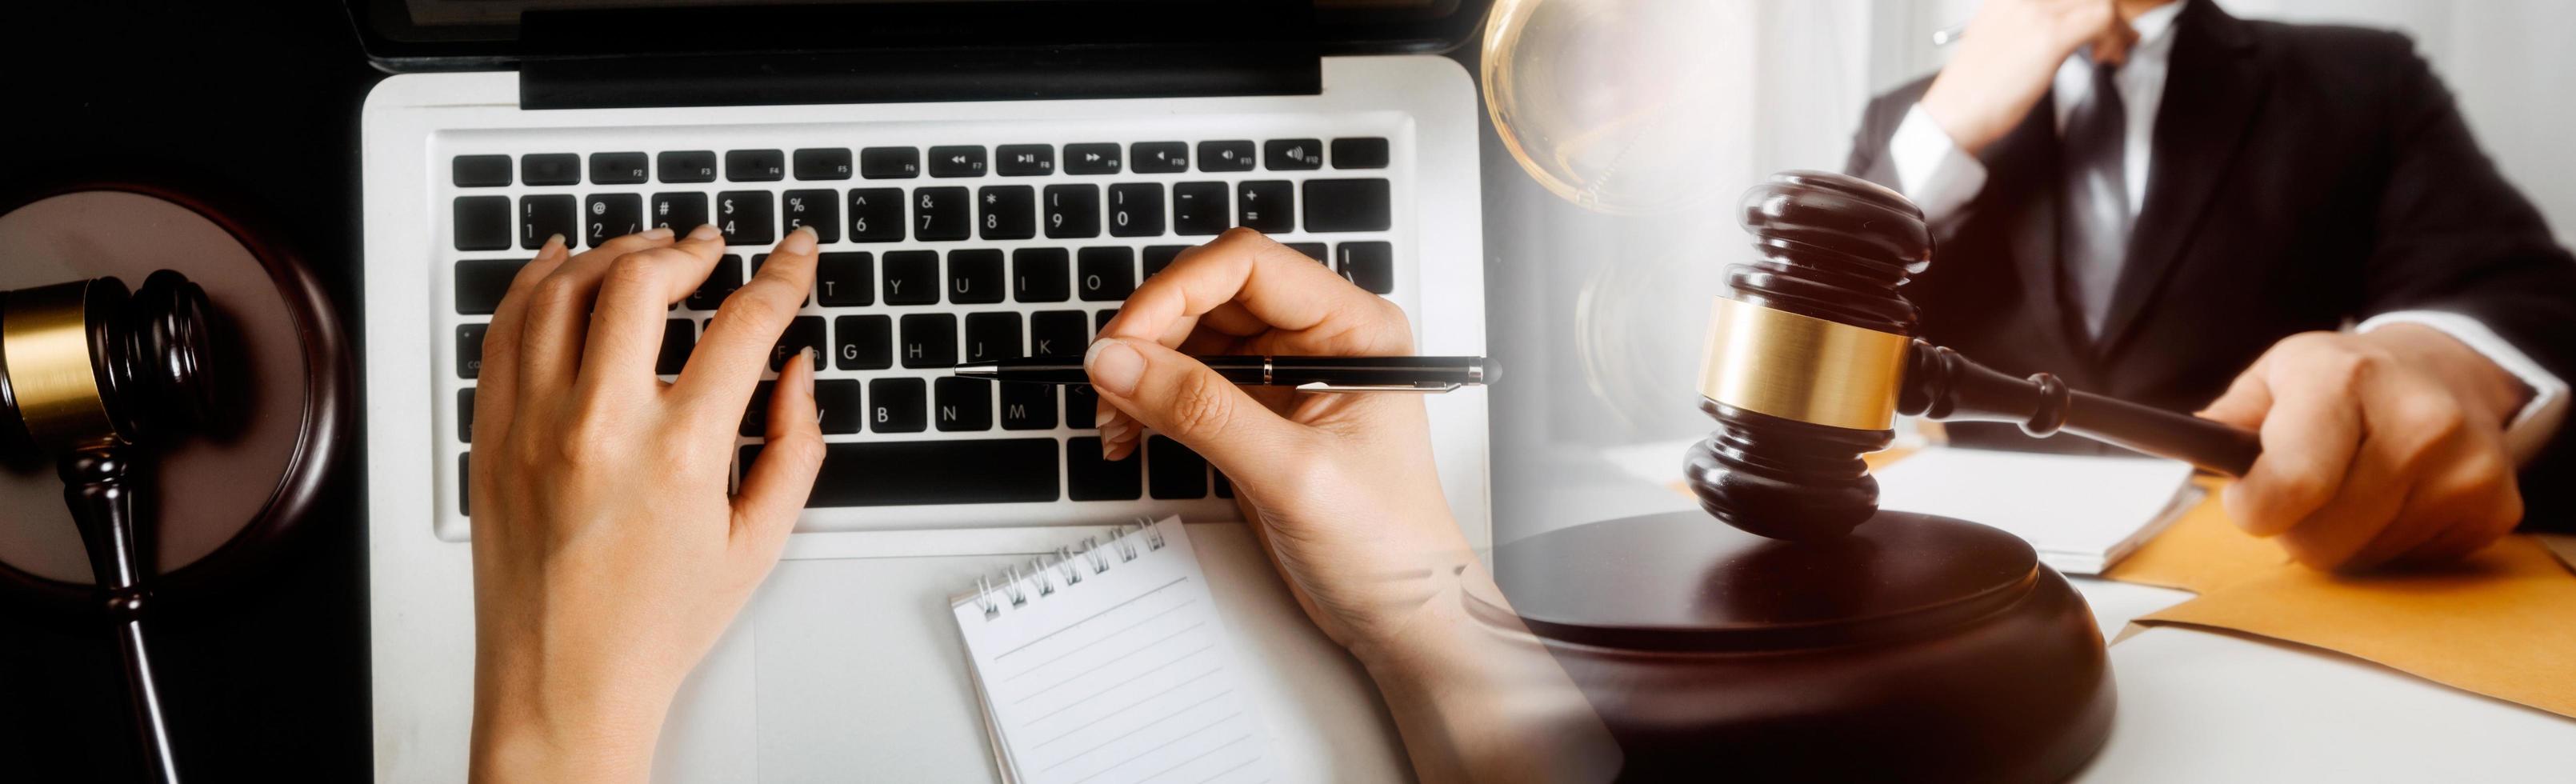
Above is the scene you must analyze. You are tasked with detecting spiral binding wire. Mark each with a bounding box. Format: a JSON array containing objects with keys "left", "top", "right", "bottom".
[{"left": 970, "top": 518, "right": 1161, "bottom": 622}]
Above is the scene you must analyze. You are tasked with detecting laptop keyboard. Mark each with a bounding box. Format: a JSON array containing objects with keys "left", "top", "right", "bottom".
[{"left": 443, "top": 138, "right": 1397, "bottom": 514}]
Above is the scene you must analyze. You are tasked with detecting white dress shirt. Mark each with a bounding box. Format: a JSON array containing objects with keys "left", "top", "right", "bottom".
[{"left": 1882, "top": 1, "right": 2567, "bottom": 463}]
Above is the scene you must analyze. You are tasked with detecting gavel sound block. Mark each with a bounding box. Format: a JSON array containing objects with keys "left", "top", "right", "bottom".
[{"left": 1486, "top": 172, "right": 2261, "bottom": 781}]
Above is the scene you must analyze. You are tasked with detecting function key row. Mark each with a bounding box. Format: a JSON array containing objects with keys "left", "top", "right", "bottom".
[
  {"left": 452, "top": 180, "right": 1390, "bottom": 251},
  {"left": 450, "top": 138, "right": 1388, "bottom": 188}
]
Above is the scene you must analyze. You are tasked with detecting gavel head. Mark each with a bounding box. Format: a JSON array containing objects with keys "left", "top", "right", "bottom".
[
  {"left": 0, "top": 270, "right": 221, "bottom": 464},
  {"left": 1686, "top": 170, "right": 1931, "bottom": 539}
]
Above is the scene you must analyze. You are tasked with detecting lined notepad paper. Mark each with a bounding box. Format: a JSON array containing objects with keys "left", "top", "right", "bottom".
[{"left": 951, "top": 517, "right": 1274, "bottom": 784}]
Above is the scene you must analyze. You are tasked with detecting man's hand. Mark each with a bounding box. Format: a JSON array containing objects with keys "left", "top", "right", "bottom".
[
  {"left": 467, "top": 225, "right": 825, "bottom": 783},
  {"left": 1919, "top": 0, "right": 2134, "bottom": 156},
  {"left": 2198, "top": 326, "right": 2533, "bottom": 570}
]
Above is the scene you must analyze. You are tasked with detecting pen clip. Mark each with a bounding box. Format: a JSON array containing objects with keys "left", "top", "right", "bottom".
[{"left": 1294, "top": 381, "right": 1463, "bottom": 394}]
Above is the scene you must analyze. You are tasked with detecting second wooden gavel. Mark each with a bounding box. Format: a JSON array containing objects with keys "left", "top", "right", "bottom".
[{"left": 1687, "top": 170, "right": 2262, "bottom": 540}]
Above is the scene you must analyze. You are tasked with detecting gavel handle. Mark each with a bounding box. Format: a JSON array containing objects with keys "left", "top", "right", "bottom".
[
  {"left": 63, "top": 446, "right": 184, "bottom": 784},
  {"left": 1902, "top": 342, "right": 2262, "bottom": 476}
]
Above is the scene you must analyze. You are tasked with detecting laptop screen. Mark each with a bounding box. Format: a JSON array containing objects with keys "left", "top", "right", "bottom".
[{"left": 351, "top": 0, "right": 1481, "bottom": 62}]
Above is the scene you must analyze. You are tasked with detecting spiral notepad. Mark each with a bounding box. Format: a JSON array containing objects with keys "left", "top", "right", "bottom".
[{"left": 950, "top": 517, "right": 1275, "bottom": 784}]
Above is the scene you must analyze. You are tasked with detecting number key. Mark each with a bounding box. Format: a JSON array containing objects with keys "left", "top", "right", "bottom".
[
  {"left": 583, "top": 194, "right": 643, "bottom": 247},
  {"left": 1044, "top": 184, "right": 1100, "bottom": 239},
  {"left": 914, "top": 186, "right": 971, "bottom": 241},
  {"left": 1106, "top": 183, "right": 1163, "bottom": 237},
  {"left": 650, "top": 193, "right": 709, "bottom": 235},
  {"left": 978, "top": 186, "right": 1034, "bottom": 240},
  {"left": 717, "top": 191, "right": 775, "bottom": 245},
  {"left": 848, "top": 187, "right": 904, "bottom": 242},
  {"left": 782, "top": 190, "right": 841, "bottom": 243}
]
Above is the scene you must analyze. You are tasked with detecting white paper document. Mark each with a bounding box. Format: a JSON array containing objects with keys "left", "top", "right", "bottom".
[{"left": 1874, "top": 447, "right": 2200, "bottom": 574}]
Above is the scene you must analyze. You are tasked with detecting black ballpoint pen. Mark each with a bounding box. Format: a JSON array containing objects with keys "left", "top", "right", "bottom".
[{"left": 953, "top": 354, "right": 1492, "bottom": 392}]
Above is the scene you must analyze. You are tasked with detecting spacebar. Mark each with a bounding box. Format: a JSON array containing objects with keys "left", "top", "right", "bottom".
[{"left": 740, "top": 438, "right": 1061, "bottom": 506}]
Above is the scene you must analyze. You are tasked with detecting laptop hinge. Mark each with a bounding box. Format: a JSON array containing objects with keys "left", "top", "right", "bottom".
[{"left": 517, "top": 2, "right": 1320, "bottom": 110}]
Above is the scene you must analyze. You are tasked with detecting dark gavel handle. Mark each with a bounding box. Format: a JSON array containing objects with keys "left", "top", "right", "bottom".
[
  {"left": 1901, "top": 342, "right": 2262, "bottom": 476},
  {"left": 62, "top": 446, "right": 184, "bottom": 784}
]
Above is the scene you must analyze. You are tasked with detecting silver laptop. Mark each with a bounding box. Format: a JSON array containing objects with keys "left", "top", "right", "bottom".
[{"left": 354, "top": 1, "right": 1489, "bottom": 780}]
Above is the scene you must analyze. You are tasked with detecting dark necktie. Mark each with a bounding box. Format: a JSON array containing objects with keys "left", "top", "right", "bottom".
[{"left": 2059, "top": 58, "right": 2129, "bottom": 338}]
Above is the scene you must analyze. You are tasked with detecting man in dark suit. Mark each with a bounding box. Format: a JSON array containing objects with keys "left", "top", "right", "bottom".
[{"left": 1845, "top": 0, "right": 2576, "bottom": 568}]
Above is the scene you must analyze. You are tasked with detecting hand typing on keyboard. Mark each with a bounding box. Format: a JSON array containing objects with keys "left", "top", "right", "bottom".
[
  {"left": 1087, "top": 228, "right": 1618, "bottom": 782},
  {"left": 464, "top": 225, "right": 826, "bottom": 784}
]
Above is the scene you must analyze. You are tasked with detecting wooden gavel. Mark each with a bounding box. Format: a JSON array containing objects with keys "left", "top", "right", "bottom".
[{"left": 1686, "top": 171, "right": 2262, "bottom": 540}]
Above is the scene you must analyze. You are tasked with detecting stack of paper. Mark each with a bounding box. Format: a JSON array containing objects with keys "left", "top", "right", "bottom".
[{"left": 1874, "top": 447, "right": 2200, "bottom": 574}]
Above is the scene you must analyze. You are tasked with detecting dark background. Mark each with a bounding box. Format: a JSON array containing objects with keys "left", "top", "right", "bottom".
[{"left": 2, "top": 1, "right": 381, "bottom": 780}]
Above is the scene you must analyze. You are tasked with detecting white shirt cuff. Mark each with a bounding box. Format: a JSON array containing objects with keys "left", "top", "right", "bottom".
[
  {"left": 2356, "top": 310, "right": 2570, "bottom": 465},
  {"left": 1888, "top": 104, "right": 1990, "bottom": 226}
]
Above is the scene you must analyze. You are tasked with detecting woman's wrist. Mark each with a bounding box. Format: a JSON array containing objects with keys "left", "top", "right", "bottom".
[{"left": 471, "top": 648, "right": 674, "bottom": 784}]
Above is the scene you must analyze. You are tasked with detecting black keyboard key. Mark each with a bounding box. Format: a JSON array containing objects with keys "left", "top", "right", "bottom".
[
  {"left": 1264, "top": 139, "right": 1322, "bottom": 170},
  {"left": 1000, "top": 382, "right": 1057, "bottom": 430},
  {"left": 901, "top": 313, "right": 959, "bottom": 368},
  {"left": 867, "top": 378, "right": 928, "bottom": 433},
  {"left": 584, "top": 194, "right": 644, "bottom": 247},
  {"left": 726, "top": 149, "right": 786, "bottom": 182},
  {"left": 1172, "top": 182, "right": 1230, "bottom": 236},
  {"left": 1067, "top": 438, "right": 1142, "bottom": 500},
  {"left": 782, "top": 190, "right": 840, "bottom": 243},
  {"left": 1214, "top": 470, "right": 1234, "bottom": 498},
  {"left": 882, "top": 250, "right": 939, "bottom": 305},
  {"left": 1014, "top": 248, "right": 1070, "bottom": 302},
  {"left": 834, "top": 314, "right": 893, "bottom": 370},
  {"left": 914, "top": 186, "right": 972, "bottom": 242},
  {"left": 1043, "top": 185, "right": 1100, "bottom": 239},
  {"left": 1237, "top": 181, "right": 1294, "bottom": 234},
  {"left": 1330, "top": 138, "right": 1390, "bottom": 170},
  {"left": 794, "top": 148, "right": 854, "bottom": 180},
  {"left": 686, "top": 254, "right": 744, "bottom": 310},
  {"left": 718, "top": 191, "right": 776, "bottom": 245},
  {"left": 861, "top": 146, "right": 920, "bottom": 178},
  {"left": 1078, "top": 247, "right": 1136, "bottom": 302},
  {"left": 978, "top": 186, "right": 1035, "bottom": 240},
  {"left": 521, "top": 194, "right": 578, "bottom": 250},
  {"left": 1095, "top": 309, "right": 1119, "bottom": 333},
  {"left": 651, "top": 193, "right": 709, "bottom": 235},
  {"left": 742, "top": 378, "right": 865, "bottom": 436},
  {"left": 848, "top": 188, "right": 905, "bottom": 242},
  {"left": 935, "top": 378, "right": 994, "bottom": 431},
  {"left": 460, "top": 453, "right": 471, "bottom": 514},
  {"left": 816, "top": 379, "right": 863, "bottom": 434},
  {"left": 1063, "top": 142, "right": 1122, "bottom": 174},
  {"left": 454, "top": 258, "right": 524, "bottom": 315},
  {"left": 755, "top": 438, "right": 1059, "bottom": 506},
  {"left": 1302, "top": 178, "right": 1392, "bottom": 232},
  {"left": 769, "top": 315, "right": 826, "bottom": 371},
  {"left": 454, "top": 196, "right": 513, "bottom": 251},
  {"left": 658, "top": 150, "right": 718, "bottom": 183},
  {"left": 458, "top": 387, "right": 475, "bottom": 442},
  {"left": 948, "top": 250, "right": 1006, "bottom": 304},
  {"left": 1142, "top": 246, "right": 1189, "bottom": 279},
  {"left": 590, "top": 152, "right": 649, "bottom": 185},
  {"left": 1130, "top": 142, "right": 1189, "bottom": 174},
  {"left": 929, "top": 145, "right": 987, "bottom": 178},
  {"left": 1337, "top": 241, "right": 1395, "bottom": 294},
  {"left": 522, "top": 153, "right": 581, "bottom": 186},
  {"left": 454, "top": 155, "right": 511, "bottom": 187},
  {"left": 1107, "top": 183, "right": 1163, "bottom": 237},
  {"left": 997, "top": 144, "right": 1054, "bottom": 176},
  {"left": 1065, "top": 384, "right": 1100, "bottom": 429},
  {"left": 817, "top": 252, "right": 874, "bottom": 306},
  {"left": 1197, "top": 140, "right": 1254, "bottom": 172},
  {"left": 965, "top": 311, "right": 1022, "bottom": 362},
  {"left": 658, "top": 318, "right": 695, "bottom": 375},
  {"left": 1147, "top": 436, "right": 1209, "bottom": 499},
  {"left": 1285, "top": 242, "right": 1327, "bottom": 262},
  {"left": 1030, "top": 310, "right": 1089, "bottom": 358},
  {"left": 457, "top": 323, "right": 488, "bottom": 379}
]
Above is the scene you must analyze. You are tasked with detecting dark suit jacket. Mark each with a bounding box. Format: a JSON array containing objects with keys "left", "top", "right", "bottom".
[{"left": 1845, "top": 0, "right": 2576, "bottom": 530}]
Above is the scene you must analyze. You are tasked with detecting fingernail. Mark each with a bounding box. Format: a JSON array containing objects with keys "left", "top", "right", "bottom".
[
  {"left": 1085, "top": 338, "right": 1145, "bottom": 397},
  {"left": 797, "top": 348, "right": 818, "bottom": 394},
  {"left": 689, "top": 224, "right": 722, "bottom": 242},
  {"left": 642, "top": 226, "right": 675, "bottom": 240},
  {"left": 781, "top": 226, "right": 818, "bottom": 254},
  {"left": 542, "top": 234, "right": 567, "bottom": 255}
]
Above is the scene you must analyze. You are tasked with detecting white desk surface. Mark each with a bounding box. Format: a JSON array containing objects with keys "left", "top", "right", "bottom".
[{"left": 2065, "top": 574, "right": 2574, "bottom": 782}]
